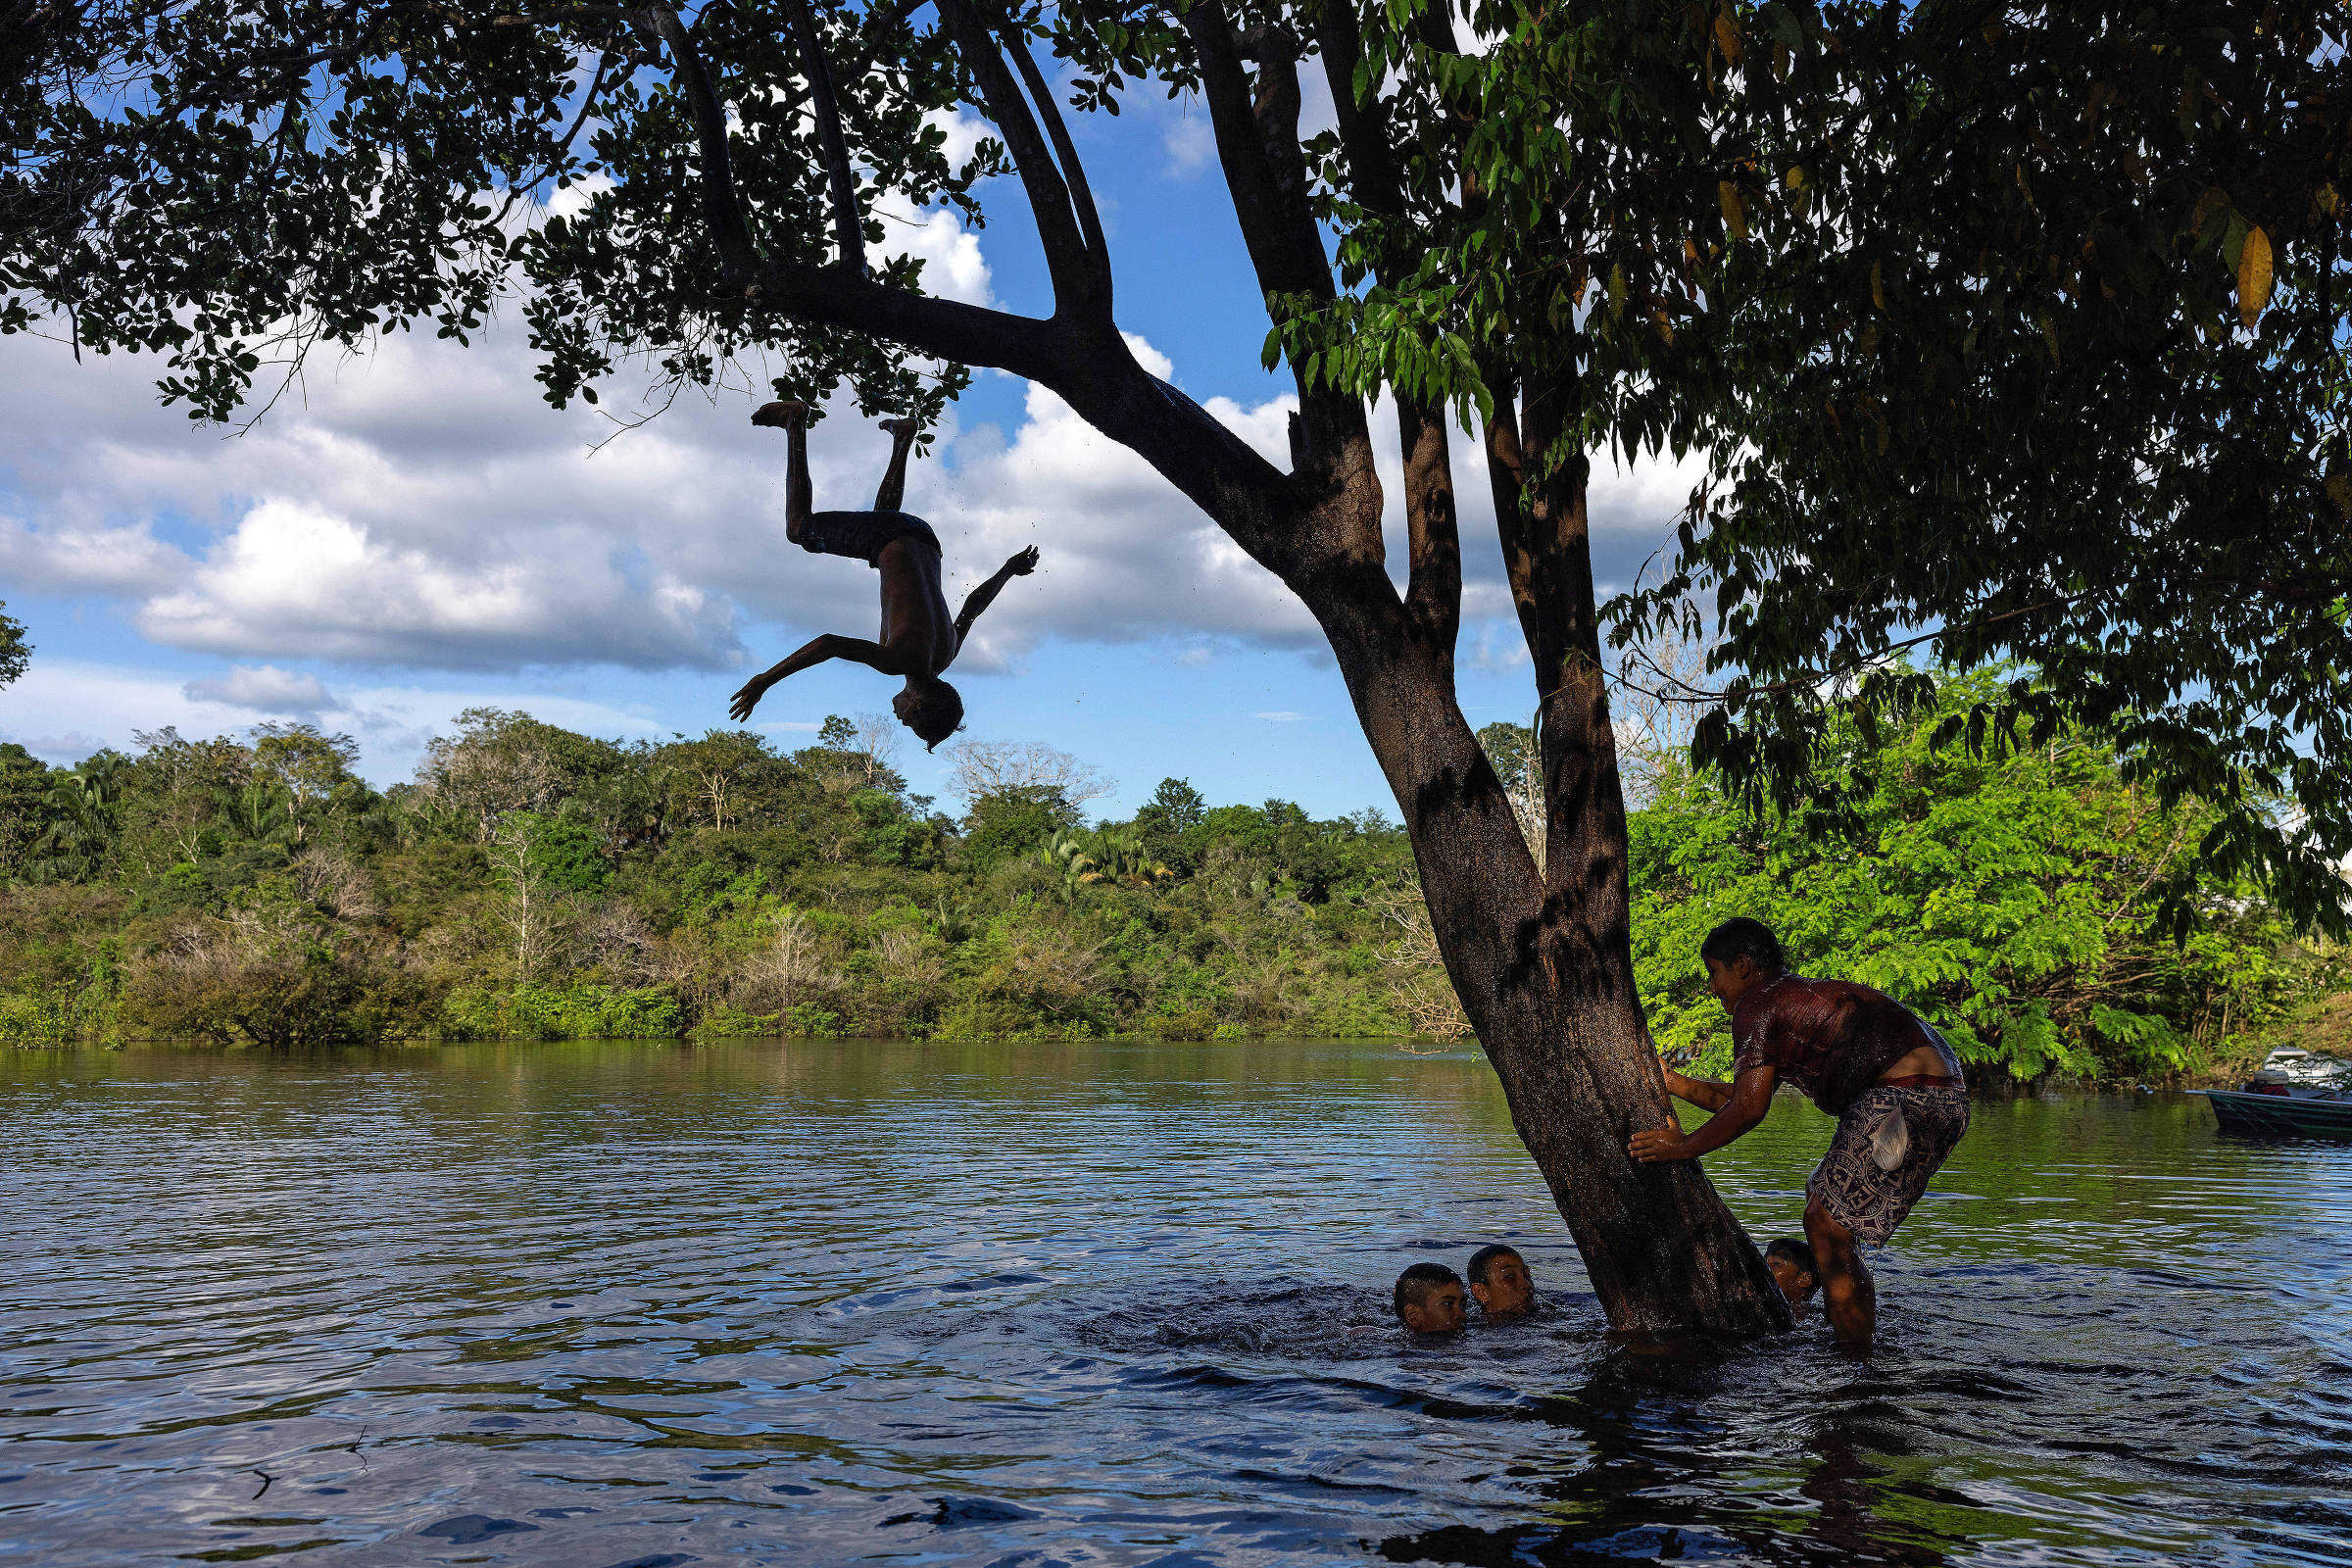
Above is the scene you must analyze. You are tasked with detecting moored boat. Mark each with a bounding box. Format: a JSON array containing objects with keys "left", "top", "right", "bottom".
[
  {"left": 2195, "top": 1087, "right": 2352, "bottom": 1138},
  {"left": 2192, "top": 1049, "right": 2352, "bottom": 1138}
]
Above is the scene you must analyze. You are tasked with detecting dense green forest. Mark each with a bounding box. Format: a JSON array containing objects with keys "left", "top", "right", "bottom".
[{"left": 0, "top": 668, "right": 2335, "bottom": 1079}]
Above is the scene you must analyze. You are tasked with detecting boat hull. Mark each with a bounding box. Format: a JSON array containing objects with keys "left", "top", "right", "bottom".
[{"left": 2196, "top": 1090, "right": 2352, "bottom": 1139}]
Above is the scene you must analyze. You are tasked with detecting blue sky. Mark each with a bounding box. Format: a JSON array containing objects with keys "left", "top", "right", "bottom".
[{"left": 0, "top": 78, "right": 1698, "bottom": 821}]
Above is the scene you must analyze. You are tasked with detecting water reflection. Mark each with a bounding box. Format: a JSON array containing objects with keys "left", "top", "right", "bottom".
[{"left": 2, "top": 1040, "right": 2349, "bottom": 1565}]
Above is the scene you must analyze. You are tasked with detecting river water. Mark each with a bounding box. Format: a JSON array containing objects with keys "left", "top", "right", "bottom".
[{"left": 2, "top": 1040, "right": 2347, "bottom": 1566}]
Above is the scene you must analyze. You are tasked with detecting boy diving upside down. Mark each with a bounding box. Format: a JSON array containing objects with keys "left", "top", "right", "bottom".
[{"left": 728, "top": 401, "right": 1039, "bottom": 749}]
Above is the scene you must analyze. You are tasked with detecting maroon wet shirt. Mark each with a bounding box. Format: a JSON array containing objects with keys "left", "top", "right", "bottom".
[{"left": 1730, "top": 973, "right": 1934, "bottom": 1116}]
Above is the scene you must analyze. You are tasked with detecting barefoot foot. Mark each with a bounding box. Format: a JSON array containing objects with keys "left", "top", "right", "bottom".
[{"left": 753, "top": 399, "right": 810, "bottom": 429}]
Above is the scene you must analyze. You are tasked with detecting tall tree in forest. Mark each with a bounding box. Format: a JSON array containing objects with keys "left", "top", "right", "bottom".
[
  {"left": 9, "top": 0, "right": 2347, "bottom": 1332},
  {"left": 0, "top": 603, "right": 29, "bottom": 691},
  {"left": 250, "top": 724, "right": 363, "bottom": 847}
]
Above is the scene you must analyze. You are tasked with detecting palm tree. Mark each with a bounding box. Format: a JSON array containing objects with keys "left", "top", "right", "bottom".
[
  {"left": 1035, "top": 827, "right": 1172, "bottom": 898},
  {"left": 24, "top": 753, "right": 127, "bottom": 883},
  {"left": 215, "top": 775, "right": 297, "bottom": 849}
]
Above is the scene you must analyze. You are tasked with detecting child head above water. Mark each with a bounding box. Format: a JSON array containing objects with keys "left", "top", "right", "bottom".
[
  {"left": 1393, "top": 1263, "right": 1466, "bottom": 1333},
  {"left": 1765, "top": 1238, "right": 1819, "bottom": 1311},
  {"left": 1466, "top": 1245, "right": 1535, "bottom": 1319}
]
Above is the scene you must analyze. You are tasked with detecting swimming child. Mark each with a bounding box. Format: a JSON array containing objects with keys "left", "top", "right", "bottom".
[
  {"left": 1465, "top": 1245, "right": 1535, "bottom": 1319},
  {"left": 1765, "top": 1238, "right": 1821, "bottom": 1315},
  {"left": 1393, "top": 1263, "right": 1466, "bottom": 1333}
]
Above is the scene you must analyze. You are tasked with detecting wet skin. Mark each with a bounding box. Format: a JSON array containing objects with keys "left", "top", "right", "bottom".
[
  {"left": 1628, "top": 954, "right": 1949, "bottom": 1160},
  {"left": 1400, "top": 1283, "right": 1466, "bottom": 1334},
  {"left": 1766, "top": 1254, "right": 1819, "bottom": 1316},
  {"left": 1626, "top": 953, "right": 1953, "bottom": 1354},
  {"left": 1470, "top": 1251, "right": 1535, "bottom": 1319}
]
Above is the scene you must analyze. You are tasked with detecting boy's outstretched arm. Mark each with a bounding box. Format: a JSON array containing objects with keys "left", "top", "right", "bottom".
[
  {"left": 953, "top": 546, "right": 1041, "bottom": 649},
  {"left": 1629, "top": 1063, "right": 1777, "bottom": 1163},
  {"left": 729, "top": 633, "right": 919, "bottom": 721},
  {"left": 1662, "top": 1069, "right": 1735, "bottom": 1112}
]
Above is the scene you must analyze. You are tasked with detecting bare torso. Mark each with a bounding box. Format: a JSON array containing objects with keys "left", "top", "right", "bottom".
[
  {"left": 1876, "top": 1041, "right": 1951, "bottom": 1081},
  {"left": 875, "top": 538, "right": 959, "bottom": 677}
]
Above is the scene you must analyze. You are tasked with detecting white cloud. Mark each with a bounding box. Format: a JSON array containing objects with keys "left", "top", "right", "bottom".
[
  {"left": 9, "top": 729, "right": 112, "bottom": 760},
  {"left": 0, "top": 516, "right": 182, "bottom": 597},
  {"left": 926, "top": 108, "right": 991, "bottom": 175},
  {"left": 1, "top": 658, "right": 669, "bottom": 780},
  {"left": 0, "top": 182, "right": 1704, "bottom": 693},
  {"left": 1298, "top": 62, "right": 1340, "bottom": 140},
  {"left": 545, "top": 172, "right": 613, "bottom": 221},
  {"left": 181, "top": 664, "right": 346, "bottom": 714},
  {"left": 875, "top": 188, "right": 994, "bottom": 308},
  {"left": 1163, "top": 108, "right": 1217, "bottom": 174},
  {"left": 136, "top": 498, "right": 734, "bottom": 669},
  {"left": 889, "top": 340, "right": 1319, "bottom": 667},
  {"left": 1470, "top": 618, "right": 1534, "bottom": 672},
  {"left": 1255, "top": 710, "right": 1308, "bottom": 721}
]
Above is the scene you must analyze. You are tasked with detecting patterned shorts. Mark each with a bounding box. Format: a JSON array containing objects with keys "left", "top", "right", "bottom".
[{"left": 1806, "top": 1085, "right": 1971, "bottom": 1247}]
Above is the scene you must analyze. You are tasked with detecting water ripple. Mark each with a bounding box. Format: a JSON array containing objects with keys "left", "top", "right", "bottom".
[{"left": 3, "top": 1040, "right": 2348, "bottom": 1566}]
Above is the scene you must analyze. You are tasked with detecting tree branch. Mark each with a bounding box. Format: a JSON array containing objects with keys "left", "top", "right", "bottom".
[
  {"left": 746, "top": 257, "right": 1058, "bottom": 378},
  {"left": 933, "top": 0, "right": 1098, "bottom": 317},
  {"left": 171, "top": 5, "right": 636, "bottom": 108},
  {"left": 995, "top": 12, "right": 1110, "bottom": 305},
  {"left": 843, "top": 0, "right": 934, "bottom": 81},
  {"left": 1614, "top": 589, "right": 2117, "bottom": 710},
  {"left": 1182, "top": 2, "right": 1331, "bottom": 309},
  {"left": 1490, "top": 373, "right": 1580, "bottom": 691},
  {"left": 1482, "top": 374, "right": 1527, "bottom": 535},
  {"left": 780, "top": 0, "right": 866, "bottom": 273},
  {"left": 1237, "top": 25, "right": 1331, "bottom": 299},
  {"left": 496, "top": 49, "right": 617, "bottom": 226},
  {"left": 1313, "top": 0, "right": 1405, "bottom": 228},
  {"left": 643, "top": 4, "right": 759, "bottom": 283},
  {"left": 1312, "top": 4, "right": 1461, "bottom": 657},
  {"left": 1183, "top": 0, "right": 1376, "bottom": 508},
  {"left": 1398, "top": 398, "right": 1460, "bottom": 660}
]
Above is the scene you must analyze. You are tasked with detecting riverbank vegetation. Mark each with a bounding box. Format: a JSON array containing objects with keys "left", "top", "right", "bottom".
[{"left": 0, "top": 668, "right": 2335, "bottom": 1081}]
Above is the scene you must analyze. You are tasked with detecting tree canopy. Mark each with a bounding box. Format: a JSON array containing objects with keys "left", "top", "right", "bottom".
[
  {"left": 1639, "top": 4, "right": 2352, "bottom": 932},
  {"left": 8, "top": 1, "right": 2344, "bottom": 924},
  {"left": 0, "top": 693, "right": 2323, "bottom": 1069},
  {"left": 1629, "top": 665, "right": 2324, "bottom": 1084},
  {"left": 1264, "top": 0, "right": 2352, "bottom": 927}
]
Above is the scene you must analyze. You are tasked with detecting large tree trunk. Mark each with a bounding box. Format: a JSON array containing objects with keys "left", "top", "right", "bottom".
[
  {"left": 1287, "top": 357, "right": 1789, "bottom": 1334},
  {"left": 1307, "top": 566, "right": 1789, "bottom": 1335}
]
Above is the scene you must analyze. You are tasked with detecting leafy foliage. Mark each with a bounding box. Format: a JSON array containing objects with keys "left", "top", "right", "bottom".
[
  {"left": 7, "top": 0, "right": 2346, "bottom": 1084},
  {"left": 1628, "top": 3, "right": 2352, "bottom": 934},
  {"left": 0, "top": 684, "right": 2320, "bottom": 1070},
  {"left": 0, "top": 713, "right": 1434, "bottom": 1046},
  {"left": 1631, "top": 669, "right": 2312, "bottom": 1082},
  {"left": 1255, "top": 0, "right": 2352, "bottom": 927},
  {"left": 0, "top": 602, "right": 28, "bottom": 689},
  {"left": 3, "top": 0, "right": 994, "bottom": 422}
]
